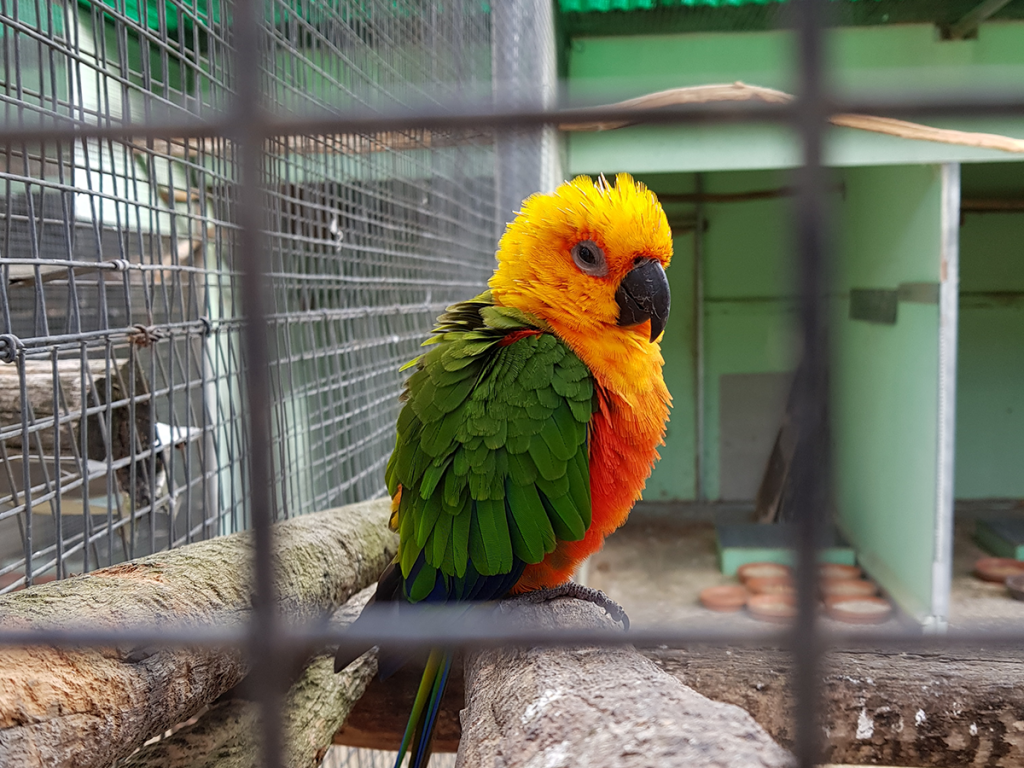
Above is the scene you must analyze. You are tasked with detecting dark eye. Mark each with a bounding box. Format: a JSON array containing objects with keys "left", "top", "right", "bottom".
[{"left": 571, "top": 240, "right": 608, "bottom": 277}]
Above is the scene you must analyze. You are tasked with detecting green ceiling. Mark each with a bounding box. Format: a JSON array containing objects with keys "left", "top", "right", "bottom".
[
  {"left": 560, "top": 0, "right": 783, "bottom": 10},
  {"left": 557, "top": 0, "right": 1024, "bottom": 35}
]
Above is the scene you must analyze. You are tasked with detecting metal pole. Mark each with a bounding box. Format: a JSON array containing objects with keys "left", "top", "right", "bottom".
[
  {"left": 791, "top": 0, "right": 830, "bottom": 765},
  {"left": 931, "top": 162, "right": 961, "bottom": 631},
  {"left": 231, "top": 0, "right": 283, "bottom": 765},
  {"left": 693, "top": 172, "right": 706, "bottom": 503}
]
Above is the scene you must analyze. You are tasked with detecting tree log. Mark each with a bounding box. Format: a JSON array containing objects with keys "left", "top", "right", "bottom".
[
  {"left": 339, "top": 637, "right": 1024, "bottom": 767},
  {"left": 455, "top": 598, "right": 793, "bottom": 768},
  {"left": 121, "top": 586, "right": 379, "bottom": 768},
  {"left": 649, "top": 646, "right": 1024, "bottom": 768},
  {"left": 0, "top": 359, "right": 107, "bottom": 452},
  {"left": 0, "top": 498, "right": 397, "bottom": 768}
]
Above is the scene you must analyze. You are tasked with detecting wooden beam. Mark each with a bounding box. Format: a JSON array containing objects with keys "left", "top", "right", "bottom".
[
  {"left": 0, "top": 499, "right": 397, "bottom": 768},
  {"left": 945, "top": 0, "right": 1014, "bottom": 40}
]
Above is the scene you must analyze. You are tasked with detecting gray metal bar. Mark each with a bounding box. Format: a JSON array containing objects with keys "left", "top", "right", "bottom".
[
  {"left": 0, "top": 89, "right": 1023, "bottom": 146},
  {"left": 0, "top": 614, "right": 1024, "bottom": 654},
  {"left": 791, "top": 0, "right": 830, "bottom": 765}
]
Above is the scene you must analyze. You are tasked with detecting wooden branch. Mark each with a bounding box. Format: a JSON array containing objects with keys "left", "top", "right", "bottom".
[
  {"left": 649, "top": 646, "right": 1024, "bottom": 767},
  {"left": 0, "top": 499, "right": 397, "bottom": 768},
  {"left": 338, "top": 617, "right": 1024, "bottom": 766},
  {"left": 0, "top": 359, "right": 107, "bottom": 453},
  {"left": 560, "top": 82, "right": 1024, "bottom": 154},
  {"left": 121, "top": 586, "right": 380, "bottom": 768},
  {"left": 455, "top": 599, "right": 793, "bottom": 768}
]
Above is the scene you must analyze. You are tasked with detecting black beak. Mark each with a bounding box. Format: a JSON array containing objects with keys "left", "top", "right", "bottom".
[{"left": 615, "top": 259, "right": 670, "bottom": 342}]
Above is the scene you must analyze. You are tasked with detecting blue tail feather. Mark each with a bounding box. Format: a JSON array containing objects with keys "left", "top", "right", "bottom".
[
  {"left": 386, "top": 552, "right": 527, "bottom": 766},
  {"left": 395, "top": 648, "right": 453, "bottom": 768},
  {"left": 413, "top": 652, "right": 452, "bottom": 767}
]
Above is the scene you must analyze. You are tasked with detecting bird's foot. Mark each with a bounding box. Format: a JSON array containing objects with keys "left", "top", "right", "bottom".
[{"left": 504, "top": 582, "right": 629, "bottom": 629}]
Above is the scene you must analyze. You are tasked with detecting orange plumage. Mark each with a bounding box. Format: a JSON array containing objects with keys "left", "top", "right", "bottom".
[{"left": 488, "top": 173, "right": 673, "bottom": 592}]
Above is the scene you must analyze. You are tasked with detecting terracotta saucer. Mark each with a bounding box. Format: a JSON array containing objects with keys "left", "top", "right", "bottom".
[
  {"left": 746, "top": 576, "right": 795, "bottom": 595},
  {"left": 974, "top": 557, "right": 1024, "bottom": 583},
  {"left": 737, "top": 562, "right": 792, "bottom": 584},
  {"left": 699, "top": 585, "right": 749, "bottom": 612},
  {"left": 826, "top": 596, "right": 893, "bottom": 624},
  {"left": 747, "top": 592, "right": 796, "bottom": 623},
  {"left": 819, "top": 563, "right": 862, "bottom": 580},
  {"left": 1004, "top": 573, "right": 1024, "bottom": 600},
  {"left": 820, "top": 578, "right": 877, "bottom": 600}
]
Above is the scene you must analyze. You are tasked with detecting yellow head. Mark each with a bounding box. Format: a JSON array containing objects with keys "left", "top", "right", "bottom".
[{"left": 489, "top": 173, "right": 672, "bottom": 347}]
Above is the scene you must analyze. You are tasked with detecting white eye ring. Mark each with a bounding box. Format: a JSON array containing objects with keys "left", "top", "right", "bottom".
[{"left": 571, "top": 240, "right": 608, "bottom": 277}]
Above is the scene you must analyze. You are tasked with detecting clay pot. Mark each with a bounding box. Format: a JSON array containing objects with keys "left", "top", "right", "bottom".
[
  {"left": 820, "top": 578, "right": 877, "bottom": 600},
  {"left": 699, "top": 585, "right": 749, "bottom": 612},
  {"left": 974, "top": 557, "right": 1024, "bottom": 583},
  {"left": 819, "top": 563, "right": 862, "bottom": 580},
  {"left": 826, "top": 596, "right": 893, "bottom": 624},
  {"left": 737, "top": 562, "right": 791, "bottom": 584},
  {"left": 746, "top": 576, "right": 795, "bottom": 595},
  {"left": 747, "top": 592, "right": 796, "bottom": 623}
]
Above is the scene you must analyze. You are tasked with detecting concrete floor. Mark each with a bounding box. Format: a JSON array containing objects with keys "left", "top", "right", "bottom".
[
  {"left": 949, "top": 517, "right": 1024, "bottom": 630},
  {"left": 580, "top": 509, "right": 1024, "bottom": 632}
]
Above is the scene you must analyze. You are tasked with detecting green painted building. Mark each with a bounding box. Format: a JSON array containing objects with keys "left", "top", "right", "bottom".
[{"left": 556, "top": 0, "right": 1024, "bottom": 626}]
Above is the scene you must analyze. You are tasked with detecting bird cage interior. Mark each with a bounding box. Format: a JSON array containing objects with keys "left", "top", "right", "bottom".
[{"left": 3, "top": 1, "right": 1024, "bottom": 766}]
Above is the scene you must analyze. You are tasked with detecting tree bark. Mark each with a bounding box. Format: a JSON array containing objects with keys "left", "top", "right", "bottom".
[
  {"left": 121, "top": 586, "right": 380, "bottom": 768},
  {"left": 455, "top": 598, "right": 793, "bottom": 768},
  {"left": 338, "top": 627, "right": 1024, "bottom": 767},
  {"left": 0, "top": 498, "right": 397, "bottom": 768},
  {"left": 649, "top": 646, "right": 1024, "bottom": 768},
  {"left": 0, "top": 359, "right": 107, "bottom": 452}
]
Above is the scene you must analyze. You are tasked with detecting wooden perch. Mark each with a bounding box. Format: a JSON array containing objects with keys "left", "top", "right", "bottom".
[
  {"left": 560, "top": 82, "right": 1024, "bottom": 154},
  {"left": 0, "top": 498, "right": 397, "bottom": 768},
  {"left": 650, "top": 646, "right": 1024, "bottom": 767},
  {"left": 122, "top": 586, "right": 380, "bottom": 768},
  {"left": 456, "top": 598, "right": 793, "bottom": 768},
  {"left": 340, "top": 620, "right": 1024, "bottom": 766}
]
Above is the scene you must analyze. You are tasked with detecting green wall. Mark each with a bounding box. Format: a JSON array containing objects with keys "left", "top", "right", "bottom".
[
  {"left": 956, "top": 209, "right": 1024, "bottom": 499},
  {"left": 637, "top": 170, "right": 798, "bottom": 502},
  {"left": 566, "top": 22, "right": 1024, "bottom": 173},
  {"left": 831, "top": 164, "right": 943, "bottom": 620},
  {"left": 702, "top": 171, "right": 798, "bottom": 500},
  {"left": 632, "top": 163, "right": 1023, "bottom": 518},
  {"left": 644, "top": 227, "right": 697, "bottom": 501}
]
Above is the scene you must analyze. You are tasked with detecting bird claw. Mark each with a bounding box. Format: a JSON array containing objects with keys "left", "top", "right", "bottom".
[{"left": 503, "top": 582, "right": 630, "bottom": 629}]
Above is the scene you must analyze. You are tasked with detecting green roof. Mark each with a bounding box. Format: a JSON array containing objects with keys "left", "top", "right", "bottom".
[
  {"left": 560, "top": 0, "right": 783, "bottom": 10},
  {"left": 558, "top": 0, "right": 1024, "bottom": 35}
]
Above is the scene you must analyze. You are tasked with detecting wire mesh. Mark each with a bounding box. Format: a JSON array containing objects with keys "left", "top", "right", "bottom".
[
  {"left": 1, "top": 0, "right": 1023, "bottom": 767},
  {"left": 0, "top": 0, "right": 524, "bottom": 593}
]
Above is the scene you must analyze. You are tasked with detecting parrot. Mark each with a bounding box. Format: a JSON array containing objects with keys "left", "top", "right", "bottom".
[{"left": 336, "top": 172, "right": 672, "bottom": 768}]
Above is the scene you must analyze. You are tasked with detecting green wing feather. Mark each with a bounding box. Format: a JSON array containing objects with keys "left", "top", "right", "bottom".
[{"left": 385, "top": 291, "right": 595, "bottom": 598}]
